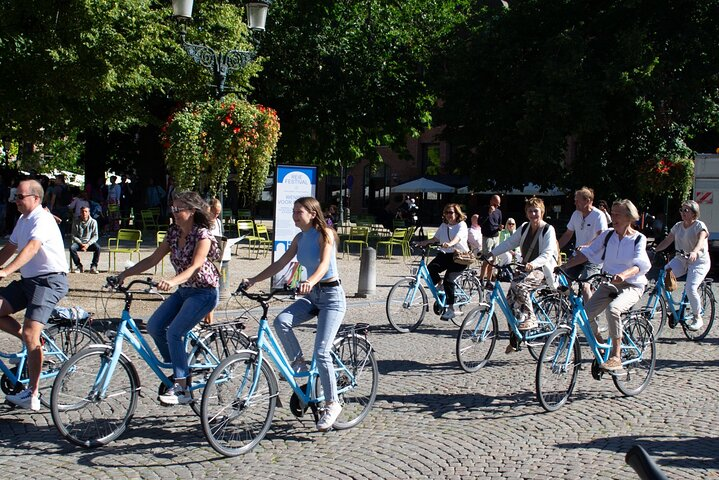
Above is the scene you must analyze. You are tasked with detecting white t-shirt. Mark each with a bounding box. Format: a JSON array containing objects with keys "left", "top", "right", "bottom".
[
  {"left": 467, "top": 226, "right": 482, "bottom": 253},
  {"left": 433, "top": 222, "right": 469, "bottom": 253},
  {"left": 10, "top": 205, "right": 69, "bottom": 277},
  {"left": 567, "top": 207, "right": 608, "bottom": 248},
  {"left": 670, "top": 220, "right": 708, "bottom": 255}
]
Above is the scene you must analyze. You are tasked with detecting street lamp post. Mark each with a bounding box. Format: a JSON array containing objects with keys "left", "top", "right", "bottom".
[{"left": 171, "top": 0, "right": 272, "bottom": 98}]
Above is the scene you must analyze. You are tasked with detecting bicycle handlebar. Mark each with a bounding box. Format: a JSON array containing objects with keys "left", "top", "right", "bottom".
[
  {"left": 105, "top": 276, "right": 159, "bottom": 293},
  {"left": 235, "top": 283, "right": 280, "bottom": 303}
]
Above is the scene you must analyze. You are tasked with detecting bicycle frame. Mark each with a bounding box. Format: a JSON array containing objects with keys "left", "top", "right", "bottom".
[
  {"left": 645, "top": 266, "right": 690, "bottom": 321},
  {"left": 406, "top": 253, "right": 474, "bottom": 309},
  {"left": 0, "top": 333, "right": 70, "bottom": 389}
]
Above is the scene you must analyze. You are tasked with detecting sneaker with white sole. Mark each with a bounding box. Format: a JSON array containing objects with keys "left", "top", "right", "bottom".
[
  {"left": 316, "top": 402, "right": 342, "bottom": 431},
  {"left": 6, "top": 389, "right": 41, "bottom": 411},
  {"left": 159, "top": 383, "right": 192, "bottom": 405},
  {"left": 440, "top": 306, "right": 456, "bottom": 321},
  {"left": 687, "top": 316, "right": 704, "bottom": 332}
]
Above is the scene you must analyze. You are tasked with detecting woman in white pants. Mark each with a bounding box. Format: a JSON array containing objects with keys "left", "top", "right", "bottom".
[{"left": 654, "top": 200, "right": 710, "bottom": 331}]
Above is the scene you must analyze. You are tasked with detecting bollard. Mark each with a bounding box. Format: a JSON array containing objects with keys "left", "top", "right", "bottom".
[
  {"left": 357, "top": 247, "right": 376, "bottom": 298},
  {"left": 219, "top": 260, "right": 230, "bottom": 300}
]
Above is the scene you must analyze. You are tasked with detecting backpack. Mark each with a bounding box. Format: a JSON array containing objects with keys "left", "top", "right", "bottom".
[
  {"left": 600, "top": 229, "right": 642, "bottom": 261},
  {"left": 520, "top": 222, "right": 551, "bottom": 238}
]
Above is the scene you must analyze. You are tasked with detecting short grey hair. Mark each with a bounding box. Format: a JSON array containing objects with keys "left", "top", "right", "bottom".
[
  {"left": 681, "top": 200, "right": 700, "bottom": 219},
  {"left": 612, "top": 199, "right": 640, "bottom": 222}
]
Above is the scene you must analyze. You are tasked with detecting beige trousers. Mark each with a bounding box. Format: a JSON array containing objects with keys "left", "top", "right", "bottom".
[{"left": 585, "top": 282, "right": 643, "bottom": 339}]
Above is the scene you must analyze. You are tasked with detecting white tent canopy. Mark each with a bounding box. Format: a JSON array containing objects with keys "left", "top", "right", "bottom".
[
  {"left": 392, "top": 177, "right": 456, "bottom": 193},
  {"left": 458, "top": 183, "right": 565, "bottom": 196}
]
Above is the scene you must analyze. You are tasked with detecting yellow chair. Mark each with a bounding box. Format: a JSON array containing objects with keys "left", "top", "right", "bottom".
[
  {"left": 141, "top": 210, "right": 159, "bottom": 231},
  {"left": 343, "top": 226, "right": 369, "bottom": 257},
  {"left": 107, "top": 229, "right": 142, "bottom": 272},
  {"left": 235, "top": 220, "right": 259, "bottom": 255},
  {"left": 251, "top": 224, "right": 273, "bottom": 257},
  {"left": 155, "top": 230, "right": 167, "bottom": 274},
  {"left": 107, "top": 203, "right": 121, "bottom": 232},
  {"left": 236, "top": 209, "right": 252, "bottom": 220},
  {"left": 377, "top": 228, "right": 408, "bottom": 259}
]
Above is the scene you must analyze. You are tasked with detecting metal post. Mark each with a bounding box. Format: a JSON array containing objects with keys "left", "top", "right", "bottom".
[{"left": 357, "top": 247, "right": 376, "bottom": 297}]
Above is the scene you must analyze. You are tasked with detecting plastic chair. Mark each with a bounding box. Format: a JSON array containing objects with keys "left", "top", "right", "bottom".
[
  {"left": 235, "top": 220, "right": 259, "bottom": 255},
  {"left": 377, "top": 228, "right": 408, "bottom": 259},
  {"left": 343, "top": 226, "right": 370, "bottom": 257},
  {"left": 107, "top": 229, "right": 142, "bottom": 272},
  {"left": 155, "top": 230, "right": 167, "bottom": 274},
  {"left": 140, "top": 210, "right": 159, "bottom": 231},
  {"left": 251, "top": 224, "right": 273, "bottom": 258}
]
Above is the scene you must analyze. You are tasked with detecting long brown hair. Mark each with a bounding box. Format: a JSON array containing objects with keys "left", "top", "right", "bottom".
[
  {"left": 295, "top": 197, "right": 332, "bottom": 245},
  {"left": 172, "top": 191, "right": 212, "bottom": 228}
]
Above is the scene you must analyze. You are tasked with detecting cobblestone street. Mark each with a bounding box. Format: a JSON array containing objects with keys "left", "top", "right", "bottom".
[{"left": 1, "top": 247, "right": 718, "bottom": 479}]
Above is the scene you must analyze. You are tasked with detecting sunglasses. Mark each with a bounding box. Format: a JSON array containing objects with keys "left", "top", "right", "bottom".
[
  {"left": 171, "top": 206, "right": 192, "bottom": 213},
  {"left": 15, "top": 193, "right": 37, "bottom": 200}
]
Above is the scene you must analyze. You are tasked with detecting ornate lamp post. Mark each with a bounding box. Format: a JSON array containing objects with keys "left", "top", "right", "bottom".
[{"left": 171, "top": 0, "right": 272, "bottom": 98}]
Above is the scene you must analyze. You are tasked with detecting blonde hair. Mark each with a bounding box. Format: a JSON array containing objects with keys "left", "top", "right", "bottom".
[
  {"left": 681, "top": 200, "right": 700, "bottom": 219},
  {"left": 443, "top": 203, "right": 467, "bottom": 222},
  {"left": 612, "top": 199, "right": 640, "bottom": 222},
  {"left": 575, "top": 187, "right": 594, "bottom": 202},
  {"left": 524, "top": 196, "right": 545, "bottom": 217}
]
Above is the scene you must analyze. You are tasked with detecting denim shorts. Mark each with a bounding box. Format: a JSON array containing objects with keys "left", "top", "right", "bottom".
[{"left": 0, "top": 273, "right": 69, "bottom": 324}]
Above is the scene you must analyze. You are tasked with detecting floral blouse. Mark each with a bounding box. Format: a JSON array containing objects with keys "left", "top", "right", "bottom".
[{"left": 167, "top": 224, "right": 220, "bottom": 288}]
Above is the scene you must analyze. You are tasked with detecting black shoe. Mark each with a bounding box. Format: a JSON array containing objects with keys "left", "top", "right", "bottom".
[
  {"left": 77, "top": 264, "right": 84, "bottom": 273},
  {"left": 667, "top": 312, "right": 676, "bottom": 329}
]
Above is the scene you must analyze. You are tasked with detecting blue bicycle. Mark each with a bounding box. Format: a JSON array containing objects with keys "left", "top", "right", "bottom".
[
  {"left": 641, "top": 249, "right": 715, "bottom": 341},
  {"left": 386, "top": 244, "right": 482, "bottom": 332},
  {"left": 535, "top": 272, "right": 656, "bottom": 412},
  {"left": 50, "top": 277, "right": 250, "bottom": 447},
  {"left": 200, "top": 285, "right": 379, "bottom": 456},
  {"left": 456, "top": 259, "right": 567, "bottom": 372}
]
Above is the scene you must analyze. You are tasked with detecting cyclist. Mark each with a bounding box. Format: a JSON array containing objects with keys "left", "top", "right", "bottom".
[
  {"left": 117, "top": 191, "right": 220, "bottom": 405},
  {"left": 653, "top": 200, "right": 710, "bottom": 331},
  {"left": 242, "top": 197, "right": 345, "bottom": 432},
  {"left": 0, "top": 179, "right": 69, "bottom": 411},
  {"left": 489, "top": 197, "right": 558, "bottom": 333},
  {"left": 415, "top": 203, "right": 470, "bottom": 321},
  {"left": 561, "top": 199, "right": 650, "bottom": 372}
]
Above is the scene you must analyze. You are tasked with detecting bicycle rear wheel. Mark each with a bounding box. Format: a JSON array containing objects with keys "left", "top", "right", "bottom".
[
  {"left": 456, "top": 305, "right": 498, "bottom": 372},
  {"left": 535, "top": 327, "right": 580, "bottom": 412},
  {"left": 386, "top": 278, "right": 428, "bottom": 333},
  {"left": 201, "top": 351, "right": 278, "bottom": 457},
  {"left": 183, "top": 329, "right": 252, "bottom": 415},
  {"left": 41, "top": 324, "right": 103, "bottom": 407},
  {"left": 614, "top": 315, "right": 656, "bottom": 396},
  {"left": 329, "top": 335, "right": 378, "bottom": 430},
  {"left": 51, "top": 346, "right": 139, "bottom": 448},
  {"left": 682, "top": 284, "right": 715, "bottom": 341}
]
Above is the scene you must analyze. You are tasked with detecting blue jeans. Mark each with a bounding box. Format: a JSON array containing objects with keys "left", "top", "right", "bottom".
[
  {"left": 274, "top": 284, "right": 346, "bottom": 403},
  {"left": 147, "top": 287, "right": 218, "bottom": 380},
  {"left": 70, "top": 242, "right": 101, "bottom": 268}
]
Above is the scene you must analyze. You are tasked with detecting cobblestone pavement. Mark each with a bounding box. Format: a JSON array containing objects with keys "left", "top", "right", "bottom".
[{"left": 1, "top": 246, "right": 718, "bottom": 479}]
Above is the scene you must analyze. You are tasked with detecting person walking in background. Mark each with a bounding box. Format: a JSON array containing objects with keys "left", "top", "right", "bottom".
[
  {"left": 653, "top": 200, "right": 710, "bottom": 331},
  {"left": 0, "top": 179, "right": 69, "bottom": 410},
  {"left": 597, "top": 200, "right": 612, "bottom": 227},
  {"left": 204, "top": 197, "right": 223, "bottom": 325},
  {"left": 479, "top": 194, "right": 503, "bottom": 284},
  {"left": 145, "top": 178, "right": 166, "bottom": 209},
  {"left": 467, "top": 214, "right": 483, "bottom": 255}
]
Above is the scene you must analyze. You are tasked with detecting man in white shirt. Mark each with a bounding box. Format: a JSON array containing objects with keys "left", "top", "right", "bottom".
[
  {"left": 558, "top": 187, "right": 608, "bottom": 282},
  {"left": 0, "top": 179, "right": 69, "bottom": 410}
]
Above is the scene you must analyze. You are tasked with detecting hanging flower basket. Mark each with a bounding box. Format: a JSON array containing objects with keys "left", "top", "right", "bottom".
[
  {"left": 637, "top": 157, "right": 693, "bottom": 200},
  {"left": 162, "top": 94, "right": 280, "bottom": 198}
]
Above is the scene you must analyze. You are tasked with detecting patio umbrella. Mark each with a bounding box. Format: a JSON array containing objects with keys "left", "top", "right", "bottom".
[{"left": 392, "top": 177, "right": 456, "bottom": 193}]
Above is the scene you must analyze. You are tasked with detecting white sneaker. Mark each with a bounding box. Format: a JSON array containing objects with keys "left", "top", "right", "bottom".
[
  {"left": 316, "top": 402, "right": 342, "bottom": 431},
  {"left": 6, "top": 389, "right": 40, "bottom": 411},
  {"left": 159, "top": 383, "right": 192, "bottom": 405},
  {"left": 440, "top": 306, "right": 456, "bottom": 321},
  {"left": 687, "top": 316, "right": 704, "bottom": 332}
]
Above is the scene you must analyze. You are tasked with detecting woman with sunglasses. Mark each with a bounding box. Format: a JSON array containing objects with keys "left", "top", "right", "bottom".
[
  {"left": 653, "top": 200, "right": 710, "bottom": 331},
  {"left": 415, "top": 203, "right": 470, "bottom": 321},
  {"left": 117, "top": 191, "right": 221, "bottom": 405}
]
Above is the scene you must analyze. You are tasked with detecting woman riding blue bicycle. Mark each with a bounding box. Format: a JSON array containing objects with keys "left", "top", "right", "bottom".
[
  {"left": 117, "top": 191, "right": 220, "bottom": 405},
  {"left": 653, "top": 200, "right": 710, "bottom": 332},
  {"left": 489, "top": 197, "right": 558, "bottom": 332},
  {"left": 561, "top": 199, "right": 650, "bottom": 372},
  {"left": 242, "top": 196, "right": 345, "bottom": 432}
]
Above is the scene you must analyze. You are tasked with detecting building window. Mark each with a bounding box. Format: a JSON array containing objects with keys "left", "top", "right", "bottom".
[{"left": 362, "top": 164, "right": 390, "bottom": 210}]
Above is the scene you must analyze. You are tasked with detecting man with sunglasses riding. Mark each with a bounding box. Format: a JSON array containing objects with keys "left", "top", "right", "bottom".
[{"left": 0, "top": 179, "right": 69, "bottom": 410}]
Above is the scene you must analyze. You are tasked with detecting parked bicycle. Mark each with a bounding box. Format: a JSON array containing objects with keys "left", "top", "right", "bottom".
[
  {"left": 386, "top": 244, "right": 483, "bottom": 332},
  {"left": 535, "top": 271, "right": 656, "bottom": 412},
  {"left": 1, "top": 314, "right": 102, "bottom": 409},
  {"left": 640, "top": 249, "right": 715, "bottom": 340},
  {"left": 200, "top": 285, "right": 379, "bottom": 456},
  {"left": 456, "top": 258, "right": 567, "bottom": 372},
  {"left": 50, "top": 277, "right": 249, "bottom": 448}
]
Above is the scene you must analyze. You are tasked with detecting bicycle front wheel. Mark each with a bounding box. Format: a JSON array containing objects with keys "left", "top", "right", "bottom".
[
  {"left": 682, "top": 284, "right": 715, "bottom": 341},
  {"left": 456, "top": 305, "right": 498, "bottom": 372},
  {"left": 51, "top": 346, "right": 139, "bottom": 448},
  {"left": 527, "top": 293, "right": 568, "bottom": 361},
  {"left": 614, "top": 315, "right": 656, "bottom": 396},
  {"left": 40, "top": 324, "right": 104, "bottom": 408},
  {"left": 535, "top": 327, "right": 580, "bottom": 412},
  {"left": 185, "top": 329, "right": 252, "bottom": 415},
  {"left": 641, "top": 287, "right": 667, "bottom": 339},
  {"left": 201, "top": 351, "right": 278, "bottom": 457},
  {"left": 330, "top": 335, "right": 379, "bottom": 430},
  {"left": 386, "top": 278, "right": 428, "bottom": 333}
]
